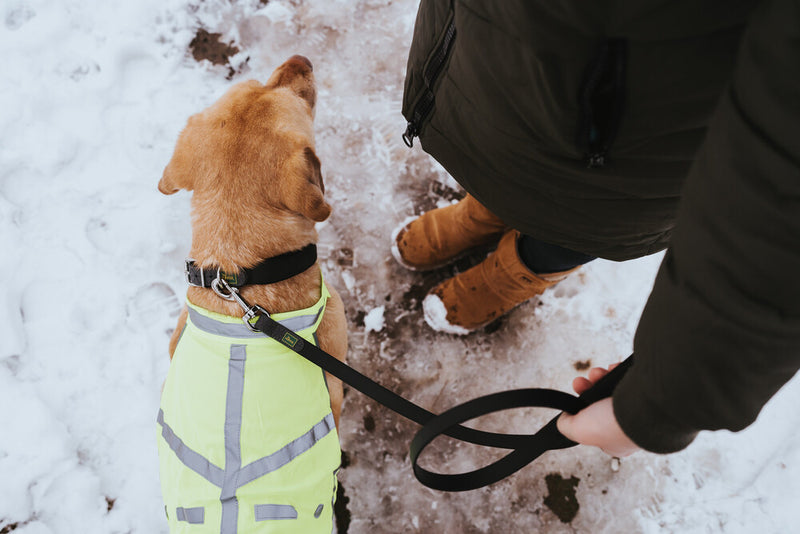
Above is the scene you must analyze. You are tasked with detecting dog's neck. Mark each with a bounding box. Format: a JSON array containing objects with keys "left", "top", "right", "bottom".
[{"left": 186, "top": 202, "right": 323, "bottom": 318}]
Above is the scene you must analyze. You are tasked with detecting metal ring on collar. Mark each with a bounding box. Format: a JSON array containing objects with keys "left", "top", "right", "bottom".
[{"left": 211, "top": 276, "right": 236, "bottom": 301}]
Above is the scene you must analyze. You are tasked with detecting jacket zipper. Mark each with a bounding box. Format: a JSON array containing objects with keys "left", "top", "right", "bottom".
[
  {"left": 403, "top": 19, "right": 457, "bottom": 148},
  {"left": 576, "top": 38, "right": 627, "bottom": 168}
]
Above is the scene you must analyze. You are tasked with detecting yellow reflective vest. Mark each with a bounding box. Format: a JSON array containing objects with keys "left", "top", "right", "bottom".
[{"left": 157, "top": 280, "right": 340, "bottom": 533}]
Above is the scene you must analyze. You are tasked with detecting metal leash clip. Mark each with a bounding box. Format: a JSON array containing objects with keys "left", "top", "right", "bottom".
[{"left": 210, "top": 276, "right": 269, "bottom": 332}]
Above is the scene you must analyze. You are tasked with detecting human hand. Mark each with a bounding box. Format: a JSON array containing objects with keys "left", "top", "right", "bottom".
[{"left": 556, "top": 364, "right": 641, "bottom": 457}]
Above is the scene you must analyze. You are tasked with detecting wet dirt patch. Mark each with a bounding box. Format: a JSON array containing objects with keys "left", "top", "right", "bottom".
[
  {"left": 334, "top": 480, "right": 351, "bottom": 534},
  {"left": 574, "top": 359, "right": 592, "bottom": 371},
  {"left": 333, "top": 247, "right": 354, "bottom": 267},
  {"left": 428, "top": 180, "right": 464, "bottom": 203},
  {"left": 189, "top": 28, "right": 248, "bottom": 79},
  {"left": 409, "top": 181, "right": 464, "bottom": 215},
  {"left": 363, "top": 413, "right": 376, "bottom": 432},
  {"left": 351, "top": 309, "right": 366, "bottom": 328},
  {"left": 190, "top": 28, "right": 238, "bottom": 65},
  {"left": 543, "top": 473, "right": 580, "bottom": 523}
]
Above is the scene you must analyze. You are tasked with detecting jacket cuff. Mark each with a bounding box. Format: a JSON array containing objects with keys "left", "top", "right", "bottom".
[{"left": 612, "top": 373, "right": 698, "bottom": 454}]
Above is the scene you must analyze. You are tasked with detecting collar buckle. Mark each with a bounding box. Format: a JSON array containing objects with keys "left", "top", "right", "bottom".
[{"left": 185, "top": 259, "right": 205, "bottom": 287}]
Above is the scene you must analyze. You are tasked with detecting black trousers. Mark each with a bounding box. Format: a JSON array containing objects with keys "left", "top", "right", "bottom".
[{"left": 517, "top": 234, "right": 596, "bottom": 274}]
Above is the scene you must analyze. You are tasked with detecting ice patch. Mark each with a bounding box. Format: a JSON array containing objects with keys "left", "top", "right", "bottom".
[
  {"left": 422, "top": 293, "right": 470, "bottom": 336},
  {"left": 341, "top": 270, "right": 355, "bottom": 292}
]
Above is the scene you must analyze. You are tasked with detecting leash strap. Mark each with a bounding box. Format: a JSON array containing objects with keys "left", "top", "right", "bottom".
[
  {"left": 253, "top": 313, "right": 533, "bottom": 449},
  {"left": 186, "top": 244, "right": 317, "bottom": 288},
  {"left": 209, "top": 276, "right": 633, "bottom": 491},
  {"left": 252, "top": 310, "right": 634, "bottom": 491}
]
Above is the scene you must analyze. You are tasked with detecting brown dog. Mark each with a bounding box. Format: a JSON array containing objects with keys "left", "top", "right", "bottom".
[{"left": 157, "top": 56, "right": 347, "bottom": 532}]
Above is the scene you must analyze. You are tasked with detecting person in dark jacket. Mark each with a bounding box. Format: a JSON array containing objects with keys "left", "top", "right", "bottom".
[{"left": 393, "top": 0, "right": 800, "bottom": 454}]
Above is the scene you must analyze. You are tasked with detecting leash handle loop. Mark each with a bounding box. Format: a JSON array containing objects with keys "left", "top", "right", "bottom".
[
  {"left": 409, "top": 357, "right": 634, "bottom": 491},
  {"left": 409, "top": 389, "right": 581, "bottom": 491}
]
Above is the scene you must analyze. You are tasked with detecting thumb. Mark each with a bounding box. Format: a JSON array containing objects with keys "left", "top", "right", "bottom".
[{"left": 556, "top": 412, "right": 579, "bottom": 442}]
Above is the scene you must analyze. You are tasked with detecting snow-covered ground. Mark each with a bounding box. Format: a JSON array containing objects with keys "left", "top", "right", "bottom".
[{"left": 1, "top": 1, "right": 798, "bottom": 532}]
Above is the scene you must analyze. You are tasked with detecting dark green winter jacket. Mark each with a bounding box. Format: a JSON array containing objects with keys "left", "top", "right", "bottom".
[{"left": 402, "top": 0, "right": 800, "bottom": 452}]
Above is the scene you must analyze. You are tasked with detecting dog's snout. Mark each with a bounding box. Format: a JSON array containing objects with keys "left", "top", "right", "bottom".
[{"left": 288, "top": 55, "right": 313, "bottom": 72}]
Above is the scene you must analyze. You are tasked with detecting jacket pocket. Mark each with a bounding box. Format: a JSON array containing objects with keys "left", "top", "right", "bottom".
[
  {"left": 575, "top": 38, "right": 628, "bottom": 167},
  {"left": 402, "top": 9, "right": 457, "bottom": 147}
]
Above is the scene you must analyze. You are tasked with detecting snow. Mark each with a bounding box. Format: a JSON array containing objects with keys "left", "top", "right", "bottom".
[
  {"left": 363, "top": 306, "right": 385, "bottom": 334},
  {"left": 1, "top": 0, "right": 798, "bottom": 533},
  {"left": 390, "top": 215, "right": 422, "bottom": 271},
  {"left": 422, "top": 293, "right": 471, "bottom": 336}
]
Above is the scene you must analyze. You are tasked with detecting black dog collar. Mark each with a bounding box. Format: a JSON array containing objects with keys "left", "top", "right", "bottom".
[{"left": 185, "top": 244, "right": 317, "bottom": 288}]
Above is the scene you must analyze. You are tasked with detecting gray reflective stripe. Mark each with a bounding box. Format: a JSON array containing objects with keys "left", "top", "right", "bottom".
[
  {"left": 187, "top": 306, "right": 323, "bottom": 339},
  {"left": 314, "top": 504, "right": 324, "bottom": 519},
  {"left": 220, "top": 344, "right": 247, "bottom": 534},
  {"left": 278, "top": 307, "right": 324, "bottom": 333},
  {"left": 157, "top": 409, "right": 224, "bottom": 487},
  {"left": 254, "top": 504, "right": 298, "bottom": 521},
  {"left": 176, "top": 507, "right": 205, "bottom": 524},
  {"left": 187, "top": 307, "right": 264, "bottom": 338},
  {"left": 237, "top": 413, "right": 336, "bottom": 487}
]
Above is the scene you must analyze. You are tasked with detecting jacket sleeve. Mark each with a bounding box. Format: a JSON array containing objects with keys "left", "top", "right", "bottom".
[{"left": 612, "top": 0, "right": 800, "bottom": 453}]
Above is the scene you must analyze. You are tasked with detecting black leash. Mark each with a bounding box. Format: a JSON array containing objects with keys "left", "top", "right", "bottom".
[{"left": 212, "top": 277, "right": 633, "bottom": 491}]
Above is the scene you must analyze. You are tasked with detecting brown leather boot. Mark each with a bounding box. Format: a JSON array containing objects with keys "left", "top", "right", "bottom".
[
  {"left": 422, "top": 230, "right": 579, "bottom": 334},
  {"left": 392, "top": 194, "right": 507, "bottom": 271}
]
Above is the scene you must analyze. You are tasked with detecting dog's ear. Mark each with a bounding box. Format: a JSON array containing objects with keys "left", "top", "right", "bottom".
[
  {"left": 159, "top": 161, "right": 188, "bottom": 195},
  {"left": 285, "top": 147, "right": 331, "bottom": 221},
  {"left": 158, "top": 124, "right": 197, "bottom": 195}
]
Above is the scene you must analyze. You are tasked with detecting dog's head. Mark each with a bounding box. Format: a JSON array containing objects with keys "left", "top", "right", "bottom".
[{"left": 158, "top": 55, "right": 330, "bottom": 222}]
